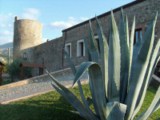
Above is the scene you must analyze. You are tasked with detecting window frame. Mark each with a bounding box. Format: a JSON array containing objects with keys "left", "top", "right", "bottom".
[
  {"left": 134, "top": 28, "right": 142, "bottom": 45},
  {"left": 94, "top": 35, "right": 100, "bottom": 51},
  {"left": 65, "top": 43, "right": 72, "bottom": 58},
  {"left": 77, "top": 39, "right": 85, "bottom": 57}
]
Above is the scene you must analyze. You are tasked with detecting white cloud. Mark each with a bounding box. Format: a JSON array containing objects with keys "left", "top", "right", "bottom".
[
  {"left": 50, "top": 21, "right": 72, "bottom": 29},
  {"left": 50, "top": 17, "right": 89, "bottom": 29},
  {"left": 22, "top": 8, "right": 40, "bottom": 20},
  {"left": 0, "top": 13, "right": 14, "bottom": 45}
]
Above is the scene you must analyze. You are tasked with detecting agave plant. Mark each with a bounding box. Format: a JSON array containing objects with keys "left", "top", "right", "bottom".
[{"left": 46, "top": 11, "right": 160, "bottom": 120}]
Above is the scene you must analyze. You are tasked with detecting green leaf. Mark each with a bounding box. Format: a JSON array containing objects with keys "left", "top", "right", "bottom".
[
  {"left": 131, "top": 38, "right": 160, "bottom": 119},
  {"left": 96, "top": 17, "right": 109, "bottom": 99},
  {"left": 106, "top": 102, "right": 127, "bottom": 120},
  {"left": 108, "top": 11, "right": 121, "bottom": 101},
  {"left": 138, "top": 12, "right": 158, "bottom": 61},
  {"left": 128, "top": 16, "right": 135, "bottom": 86},
  {"left": 64, "top": 51, "right": 92, "bottom": 114},
  {"left": 84, "top": 39, "right": 92, "bottom": 61},
  {"left": 73, "top": 62, "right": 95, "bottom": 86},
  {"left": 153, "top": 99, "right": 160, "bottom": 112},
  {"left": 88, "top": 63, "right": 107, "bottom": 120},
  {"left": 125, "top": 13, "right": 158, "bottom": 120},
  {"left": 118, "top": 11, "right": 130, "bottom": 103},
  {"left": 129, "top": 16, "right": 135, "bottom": 59},
  {"left": 88, "top": 20, "right": 99, "bottom": 62},
  {"left": 73, "top": 62, "right": 107, "bottom": 120}
]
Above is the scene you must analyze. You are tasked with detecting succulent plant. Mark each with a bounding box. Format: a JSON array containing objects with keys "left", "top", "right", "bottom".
[{"left": 46, "top": 10, "right": 160, "bottom": 120}]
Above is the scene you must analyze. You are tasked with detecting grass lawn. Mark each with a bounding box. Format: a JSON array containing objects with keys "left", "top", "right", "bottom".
[{"left": 0, "top": 84, "right": 159, "bottom": 120}]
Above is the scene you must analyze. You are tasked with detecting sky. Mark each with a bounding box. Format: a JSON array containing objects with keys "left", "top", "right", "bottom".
[{"left": 0, "top": 0, "right": 134, "bottom": 45}]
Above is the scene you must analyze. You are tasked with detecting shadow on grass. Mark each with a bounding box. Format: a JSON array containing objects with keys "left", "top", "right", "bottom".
[{"left": 0, "top": 96, "right": 85, "bottom": 120}]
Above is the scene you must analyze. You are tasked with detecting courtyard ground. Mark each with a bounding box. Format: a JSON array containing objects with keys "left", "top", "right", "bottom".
[{"left": 0, "top": 84, "right": 159, "bottom": 120}]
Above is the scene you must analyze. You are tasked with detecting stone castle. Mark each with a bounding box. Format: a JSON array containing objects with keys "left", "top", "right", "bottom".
[{"left": 13, "top": 0, "right": 160, "bottom": 77}]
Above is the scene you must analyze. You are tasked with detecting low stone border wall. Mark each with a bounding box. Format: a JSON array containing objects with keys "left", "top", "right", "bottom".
[{"left": 0, "top": 68, "right": 88, "bottom": 104}]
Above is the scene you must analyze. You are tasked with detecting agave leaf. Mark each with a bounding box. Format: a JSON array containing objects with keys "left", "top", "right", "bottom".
[
  {"left": 128, "top": 16, "right": 135, "bottom": 86},
  {"left": 73, "top": 62, "right": 107, "bottom": 120},
  {"left": 149, "top": 49, "right": 160, "bottom": 84},
  {"left": 51, "top": 83, "right": 98, "bottom": 120},
  {"left": 139, "top": 40, "right": 160, "bottom": 89},
  {"left": 126, "top": 13, "right": 158, "bottom": 120},
  {"left": 131, "top": 39, "right": 160, "bottom": 119},
  {"left": 130, "top": 26, "right": 144, "bottom": 74},
  {"left": 118, "top": 10, "right": 130, "bottom": 103},
  {"left": 46, "top": 70, "right": 98, "bottom": 120},
  {"left": 106, "top": 102, "right": 127, "bottom": 120},
  {"left": 108, "top": 11, "right": 121, "bottom": 101},
  {"left": 125, "top": 16, "right": 129, "bottom": 48},
  {"left": 89, "top": 20, "right": 99, "bottom": 62},
  {"left": 73, "top": 62, "right": 96, "bottom": 86},
  {"left": 153, "top": 99, "right": 160, "bottom": 112},
  {"left": 129, "top": 16, "right": 135, "bottom": 60},
  {"left": 131, "top": 35, "right": 142, "bottom": 66},
  {"left": 88, "top": 63, "right": 107, "bottom": 120},
  {"left": 95, "top": 17, "right": 109, "bottom": 57},
  {"left": 72, "top": 62, "right": 97, "bottom": 106},
  {"left": 84, "top": 38, "right": 92, "bottom": 61},
  {"left": 138, "top": 12, "right": 158, "bottom": 62},
  {"left": 95, "top": 17, "right": 109, "bottom": 100},
  {"left": 64, "top": 51, "right": 92, "bottom": 113},
  {"left": 136, "top": 86, "right": 160, "bottom": 120}
]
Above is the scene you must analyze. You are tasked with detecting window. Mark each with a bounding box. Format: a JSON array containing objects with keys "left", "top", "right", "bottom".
[
  {"left": 94, "top": 35, "right": 100, "bottom": 51},
  {"left": 65, "top": 43, "right": 72, "bottom": 57},
  {"left": 134, "top": 28, "right": 142, "bottom": 45},
  {"left": 77, "top": 40, "right": 85, "bottom": 57}
]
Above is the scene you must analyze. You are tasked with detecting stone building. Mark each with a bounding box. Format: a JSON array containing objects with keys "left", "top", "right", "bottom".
[
  {"left": 13, "top": 0, "right": 160, "bottom": 76},
  {"left": 13, "top": 17, "right": 42, "bottom": 59}
]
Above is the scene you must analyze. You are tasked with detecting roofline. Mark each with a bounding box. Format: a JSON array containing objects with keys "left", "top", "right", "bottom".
[{"left": 62, "top": 0, "right": 146, "bottom": 32}]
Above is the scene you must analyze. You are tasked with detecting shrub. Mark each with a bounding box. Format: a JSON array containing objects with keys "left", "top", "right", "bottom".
[
  {"left": 7, "top": 59, "right": 32, "bottom": 81},
  {"left": 7, "top": 59, "right": 21, "bottom": 81}
]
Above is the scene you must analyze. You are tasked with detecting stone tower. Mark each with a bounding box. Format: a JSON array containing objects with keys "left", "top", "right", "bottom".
[{"left": 13, "top": 16, "right": 42, "bottom": 59}]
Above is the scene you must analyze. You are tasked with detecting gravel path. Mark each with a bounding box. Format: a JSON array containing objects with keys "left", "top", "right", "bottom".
[{"left": 0, "top": 72, "right": 88, "bottom": 104}]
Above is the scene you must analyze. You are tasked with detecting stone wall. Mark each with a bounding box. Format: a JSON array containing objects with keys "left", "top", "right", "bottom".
[
  {"left": 30, "top": 37, "right": 64, "bottom": 75},
  {"left": 21, "top": 36, "right": 64, "bottom": 76},
  {"left": 63, "top": 0, "right": 160, "bottom": 66},
  {"left": 18, "top": 0, "right": 160, "bottom": 74}
]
